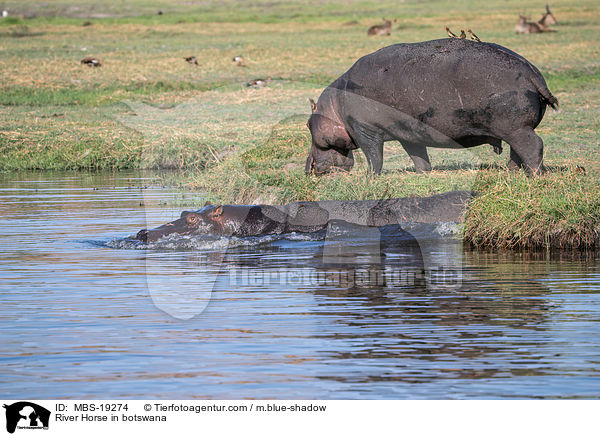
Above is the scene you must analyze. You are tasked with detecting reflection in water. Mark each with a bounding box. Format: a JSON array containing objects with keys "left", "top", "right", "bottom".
[
  {"left": 0, "top": 172, "right": 599, "bottom": 399},
  {"left": 207, "top": 239, "right": 554, "bottom": 387}
]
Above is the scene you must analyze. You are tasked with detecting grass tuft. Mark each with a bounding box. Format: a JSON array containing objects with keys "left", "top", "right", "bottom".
[{"left": 464, "top": 170, "right": 600, "bottom": 249}]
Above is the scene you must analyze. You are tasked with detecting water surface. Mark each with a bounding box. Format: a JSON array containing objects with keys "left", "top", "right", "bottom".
[{"left": 1, "top": 171, "right": 599, "bottom": 399}]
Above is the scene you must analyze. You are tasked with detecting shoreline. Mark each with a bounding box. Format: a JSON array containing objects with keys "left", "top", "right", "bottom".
[
  {"left": 2, "top": 168, "right": 598, "bottom": 251},
  {"left": 1, "top": 2, "right": 598, "bottom": 251}
]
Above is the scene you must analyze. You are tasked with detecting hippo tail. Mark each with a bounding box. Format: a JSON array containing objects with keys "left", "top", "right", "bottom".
[{"left": 530, "top": 76, "right": 558, "bottom": 110}]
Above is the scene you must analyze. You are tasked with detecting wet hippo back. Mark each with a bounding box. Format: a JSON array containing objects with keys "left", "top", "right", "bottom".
[{"left": 222, "top": 205, "right": 330, "bottom": 235}]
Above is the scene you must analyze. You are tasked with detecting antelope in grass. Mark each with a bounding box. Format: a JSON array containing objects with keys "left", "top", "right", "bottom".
[
  {"left": 539, "top": 4, "right": 557, "bottom": 27},
  {"left": 515, "top": 15, "right": 553, "bottom": 34},
  {"left": 367, "top": 18, "right": 396, "bottom": 36}
]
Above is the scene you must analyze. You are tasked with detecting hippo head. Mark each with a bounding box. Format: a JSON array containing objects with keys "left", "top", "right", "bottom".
[
  {"left": 305, "top": 99, "right": 356, "bottom": 176},
  {"left": 136, "top": 204, "right": 225, "bottom": 242}
]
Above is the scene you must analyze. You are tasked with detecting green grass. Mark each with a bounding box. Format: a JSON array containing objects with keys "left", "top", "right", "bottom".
[
  {"left": 1, "top": 0, "right": 599, "bottom": 248},
  {"left": 0, "top": 81, "right": 231, "bottom": 106},
  {"left": 465, "top": 171, "right": 600, "bottom": 249}
]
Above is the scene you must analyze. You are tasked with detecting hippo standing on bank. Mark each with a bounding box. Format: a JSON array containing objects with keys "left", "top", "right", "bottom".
[{"left": 305, "top": 38, "right": 557, "bottom": 175}]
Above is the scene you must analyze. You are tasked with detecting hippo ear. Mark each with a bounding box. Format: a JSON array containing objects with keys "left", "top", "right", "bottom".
[
  {"left": 309, "top": 98, "right": 317, "bottom": 113},
  {"left": 212, "top": 205, "right": 224, "bottom": 217}
]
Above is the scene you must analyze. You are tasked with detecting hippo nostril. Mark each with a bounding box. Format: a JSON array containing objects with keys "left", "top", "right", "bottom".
[{"left": 136, "top": 229, "right": 149, "bottom": 242}]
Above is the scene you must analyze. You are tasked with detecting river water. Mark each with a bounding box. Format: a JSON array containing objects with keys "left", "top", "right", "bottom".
[{"left": 1, "top": 171, "right": 599, "bottom": 399}]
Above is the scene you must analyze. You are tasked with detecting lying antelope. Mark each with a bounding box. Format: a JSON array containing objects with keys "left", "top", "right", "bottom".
[
  {"left": 367, "top": 18, "right": 396, "bottom": 36},
  {"left": 515, "top": 15, "right": 554, "bottom": 34},
  {"left": 539, "top": 4, "right": 557, "bottom": 27}
]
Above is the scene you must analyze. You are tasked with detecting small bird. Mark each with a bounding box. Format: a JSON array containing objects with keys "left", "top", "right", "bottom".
[
  {"left": 2, "top": 10, "right": 8, "bottom": 18},
  {"left": 574, "top": 165, "right": 586, "bottom": 175},
  {"left": 467, "top": 29, "right": 481, "bottom": 42},
  {"left": 246, "top": 77, "right": 271, "bottom": 87},
  {"left": 460, "top": 29, "right": 466, "bottom": 39},
  {"left": 232, "top": 55, "right": 246, "bottom": 67},
  {"left": 82, "top": 21, "right": 92, "bottom": 27},
  {"left": 184, "top": 56, "right": 198, "bottom": 65},
  {"left": 80, "top": 56, "right": 101, "bottom": 67},
  {"left": 445, "top": 27, "right": 457, "bottom": 38}
]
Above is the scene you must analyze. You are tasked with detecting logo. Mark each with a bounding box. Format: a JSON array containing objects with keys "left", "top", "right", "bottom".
[{"left": 3, "top": 402, "right": 50, "bottom": 434}]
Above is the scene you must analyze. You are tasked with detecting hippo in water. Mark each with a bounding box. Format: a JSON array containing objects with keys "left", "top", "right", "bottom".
[
  {"left": 135, "top": 203, "right": 330, "bottom": 242},
  {"left": 134, "top": 192, "right": 474, "bottom": 242},
  {"left": 305, "top": 38, "right": 557, "bottom": 176}
]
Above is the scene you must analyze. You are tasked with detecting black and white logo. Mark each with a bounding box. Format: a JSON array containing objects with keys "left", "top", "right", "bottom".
[{"left": 3, "top": 402, "right": 50, "bottom": 434}]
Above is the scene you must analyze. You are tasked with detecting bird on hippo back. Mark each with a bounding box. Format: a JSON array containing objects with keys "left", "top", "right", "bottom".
[{"left": 305, "top": 38, "right": 557, "bottom": 177}]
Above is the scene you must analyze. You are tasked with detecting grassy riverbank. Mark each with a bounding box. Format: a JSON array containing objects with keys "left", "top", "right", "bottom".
[
  {"left": 466, "top": 171, "right": 600, "bottom": 249},
  {"left": 1, "top": 0, "right": 599, "bottom": 248}
]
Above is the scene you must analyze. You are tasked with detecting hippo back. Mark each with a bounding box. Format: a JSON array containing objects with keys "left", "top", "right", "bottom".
[{"left": 325, "top": 38, "right": 551, "bottom": 136}]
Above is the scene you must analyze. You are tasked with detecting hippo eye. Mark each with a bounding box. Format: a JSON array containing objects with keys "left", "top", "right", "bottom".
[{"left": 186, "top": 213, "right": 199, "bottom": 225}]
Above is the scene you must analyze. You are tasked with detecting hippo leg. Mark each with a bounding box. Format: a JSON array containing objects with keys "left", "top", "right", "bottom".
[
  {"left": 507, "top": 148, "right": 524, "bottom": 171},
  {"left": 347, "top": 118, "right": 385, "bottom": 174},
  {"left": 491, "top": 138, "right": 503, "bottom": 155},
  {"left": 504, "top": 128, "right": 545, "bottom": 175},
  {"left": 400, "top": 141, "right": 432, "bottom": 173},
  {"left": 360, "top": 139, "right": 384, "bottom": 174}
]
